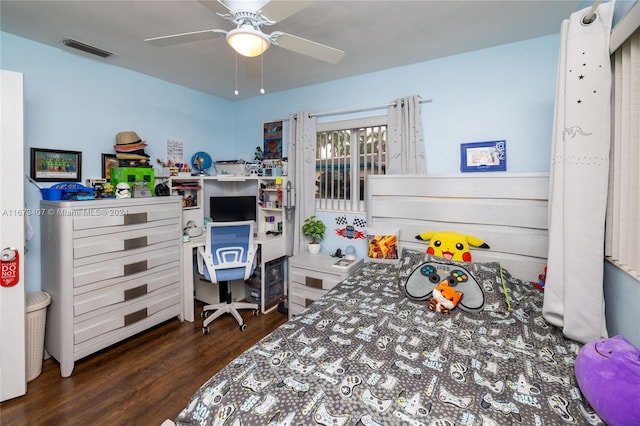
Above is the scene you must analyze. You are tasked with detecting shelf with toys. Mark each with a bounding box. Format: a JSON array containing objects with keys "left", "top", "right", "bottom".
[
  {"left": 155, "top": 159, "right": 191, "bottom": 180},
  {"left": 258, "top": 177, "right": 284, "bottom": 236},
  {"left": 167, "top": 174, "right": 287, "bottom": 234}
]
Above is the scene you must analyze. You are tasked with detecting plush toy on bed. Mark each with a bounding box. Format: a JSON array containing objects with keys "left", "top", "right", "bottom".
[
  {"left": 415, "top": 230, "right": 489, "bottom": 262},
  {"left": 428, "top": 280, "right": 463, "bottom": 314},
  {"left": 574, "top": 335, "right": 640, "bottom": 426}
]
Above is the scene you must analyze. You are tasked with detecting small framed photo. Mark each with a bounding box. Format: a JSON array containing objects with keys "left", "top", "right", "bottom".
[
  {"left": 30, "top": 148, "right": 82, "bottom": 182},
  {"left": 101, "top": 153, "right": 119, "bottom": 180},
  {"left": 460, "top": 140, "right": 507, "bottom": 172}
]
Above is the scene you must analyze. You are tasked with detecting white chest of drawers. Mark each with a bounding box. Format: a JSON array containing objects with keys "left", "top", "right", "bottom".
[
  {"left": 288, "top": 253, "right": 363, "bottom": 319},
  {"left": 40, "top": 197, "right": 182, "bottom": 377}
]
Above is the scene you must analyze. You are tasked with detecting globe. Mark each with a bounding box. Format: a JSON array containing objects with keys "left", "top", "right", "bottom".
[{"left": 191, "top": 151, "right": 212, "bottom": 175}]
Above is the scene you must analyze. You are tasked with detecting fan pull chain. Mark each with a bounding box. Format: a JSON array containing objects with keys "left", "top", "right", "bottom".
[
  {"left": 260, "top": 55, "right": 265, "bottom": 94},
  {"left": 234, "top": 53, "right": 239, "bottom": 96}
]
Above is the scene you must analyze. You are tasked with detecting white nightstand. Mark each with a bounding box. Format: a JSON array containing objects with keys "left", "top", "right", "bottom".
[{"left": 288, "top": 252, "right": 363, "bottom": 318}]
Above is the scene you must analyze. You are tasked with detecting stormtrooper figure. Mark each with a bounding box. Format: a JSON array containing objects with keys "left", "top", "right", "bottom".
[{"left": 116, "top": 182, "right": 131, "bottom": 199}]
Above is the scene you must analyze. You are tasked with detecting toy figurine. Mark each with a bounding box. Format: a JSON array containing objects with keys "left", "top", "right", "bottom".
[
  {"left": 116, "top": 182, "right": 131, "bottom": 199},
  {"left": 254, "top": 146, "right": 263, "bottom": 161},
  {"left": 102, "top": 183, "right": 115, "bottom": 198}
]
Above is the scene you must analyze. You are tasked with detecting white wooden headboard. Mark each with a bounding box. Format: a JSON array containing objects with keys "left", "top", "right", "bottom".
[{"left": 367, "top": 173, "right": 549, "bottom": 281}]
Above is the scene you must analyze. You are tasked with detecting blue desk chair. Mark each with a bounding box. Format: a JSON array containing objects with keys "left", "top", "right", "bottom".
[{"left": 196, "top": 221, "right": 259, "bottom": 334}]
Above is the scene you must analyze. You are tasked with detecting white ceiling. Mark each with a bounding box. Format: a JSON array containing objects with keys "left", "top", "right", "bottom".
[{"left": 1, "top": 0, "right": 582, "bottom": 101}]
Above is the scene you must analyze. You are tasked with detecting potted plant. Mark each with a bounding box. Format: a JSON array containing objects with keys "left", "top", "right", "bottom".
[{"left": 302, "top": 215, "right": 326, "bottom": 254}]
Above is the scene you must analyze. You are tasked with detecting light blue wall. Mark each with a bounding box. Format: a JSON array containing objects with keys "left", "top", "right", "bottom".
[
  {"left": 236, "top": 34, "right": 562, "bottom": 259},
  {"left": 605, "top": 262, "right": 640, "bottom": 348},
  {"left": 1, "top": 32, "right": 235, "bottom": 293},
  {"left": 613, "top": 0, "right": 638, "bottom": 25},
  {"left": 2, "top": 31, "right": 564, "bottom": 294},
  {"left": 234, "top": 34, "right": 560, "bottom": 174}
]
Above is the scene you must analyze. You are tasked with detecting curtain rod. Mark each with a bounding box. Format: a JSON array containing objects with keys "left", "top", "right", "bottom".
[
  {"left": 311, "top": 97, "right": 433, "bottom": 118},
  {"left": 274, "top": 96, "right": 433, "bottom": 122},
  {"left": 583, "top": 0, "right": 601, "bottom": 24}
]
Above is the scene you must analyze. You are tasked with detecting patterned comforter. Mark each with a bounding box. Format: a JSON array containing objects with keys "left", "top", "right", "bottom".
[{"left": 174, "top": 250, "right": 602, "bottom": 426}]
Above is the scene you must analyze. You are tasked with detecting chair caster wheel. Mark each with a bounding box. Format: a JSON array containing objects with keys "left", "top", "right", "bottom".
[
  {"left": 240, "top": 323, "right": 247, "bottom": 331},
  {"left": 201, "top": 311, "right": 209, "bottom": 319},
  {"left": 202, "top": 326, "right": 210, "bottom": 335},
  {"left": 253, "top": 309, "right": 259, "bottom": 316}
]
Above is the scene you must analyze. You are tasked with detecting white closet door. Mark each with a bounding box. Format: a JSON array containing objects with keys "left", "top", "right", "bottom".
[{"left": 0, "top": 70, "right": 26, "bottom": 401}]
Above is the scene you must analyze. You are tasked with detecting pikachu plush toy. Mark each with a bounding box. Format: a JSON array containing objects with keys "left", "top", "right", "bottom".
[{"left": 415, "top": 231, "right": 489, "bottom": 263}]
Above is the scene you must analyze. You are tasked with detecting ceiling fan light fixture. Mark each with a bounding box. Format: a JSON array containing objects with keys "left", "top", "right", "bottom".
[{"left": 227, "top": 25, "right": 270, "bottom": 57}]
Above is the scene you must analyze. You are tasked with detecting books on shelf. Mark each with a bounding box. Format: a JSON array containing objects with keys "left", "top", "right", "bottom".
[{"left": 332, "top": 258, "right": 356, "bottom": 269}]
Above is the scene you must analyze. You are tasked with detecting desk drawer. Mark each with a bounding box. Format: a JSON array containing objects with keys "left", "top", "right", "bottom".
[
  {"left": 259, "top": 237, "right": 286, "bottom": 261},
  {"left": 74, "top": 267, "right": 180, "bottom": 316}
]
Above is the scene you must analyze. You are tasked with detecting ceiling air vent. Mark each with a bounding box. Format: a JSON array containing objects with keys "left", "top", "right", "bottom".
[{"left": 62, "top": 38, "right": 114, "bottom": 58}]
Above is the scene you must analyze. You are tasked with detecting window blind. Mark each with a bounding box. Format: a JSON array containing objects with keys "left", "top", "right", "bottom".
[{"left": 606, "top": 27, "right": 640, "bottom": 278}]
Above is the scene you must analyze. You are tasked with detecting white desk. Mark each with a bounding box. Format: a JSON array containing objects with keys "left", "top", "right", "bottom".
[{"left": 181, "top": 233, "right": 286, "bottom": 322}]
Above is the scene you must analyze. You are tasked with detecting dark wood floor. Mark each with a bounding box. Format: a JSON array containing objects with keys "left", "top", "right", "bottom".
[{"left": 0, "top": 302, "right": 288, "bottom": 426}]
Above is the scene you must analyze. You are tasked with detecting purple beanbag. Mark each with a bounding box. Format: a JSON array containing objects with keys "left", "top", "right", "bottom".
[{"left": 575, "top": 335, "right": 640, "bottom": 426}]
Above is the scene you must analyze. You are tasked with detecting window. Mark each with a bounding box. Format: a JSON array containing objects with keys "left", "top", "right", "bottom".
[
  {"left": 605, "top": 27, "right": 640, "bottom": 279},
  {"left": 315, "top": 116, "right": 387, "bottom": 212}
]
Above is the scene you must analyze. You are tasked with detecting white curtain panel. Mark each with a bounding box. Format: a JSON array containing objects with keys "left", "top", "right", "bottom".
[
  {"left": 387, "top": 95, "right": 426, "bottom": 174},
  {"left": 543, "top": 1, "right": 614, "bottom": 344},
  {"left": 287, "top": 112, "right": 317, "bottom": 256}
]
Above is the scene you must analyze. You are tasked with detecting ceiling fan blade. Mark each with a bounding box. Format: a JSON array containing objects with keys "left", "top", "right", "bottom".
[
  {"left": 144, "top": 29, "right": 226, "bottom": 46},
  {"left": 261, "top": 1, "right": 314, "bottom": 22},
  {"left": 271, "top": 31, "right": 344, "bottom": 64}
]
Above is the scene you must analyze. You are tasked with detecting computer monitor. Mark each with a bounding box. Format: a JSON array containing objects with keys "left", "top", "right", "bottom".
[{"left": 209, "top": 195, "right": 257, "bottom": 223}]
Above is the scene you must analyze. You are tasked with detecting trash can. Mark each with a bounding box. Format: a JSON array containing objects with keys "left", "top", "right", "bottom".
[{"left": 26, "top": 291, "right": 51, "bottom": 382}]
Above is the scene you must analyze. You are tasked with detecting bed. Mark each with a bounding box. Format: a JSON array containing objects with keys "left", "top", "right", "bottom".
[{"left": 167, "top": 173, "right": 603, "bottom": 426}]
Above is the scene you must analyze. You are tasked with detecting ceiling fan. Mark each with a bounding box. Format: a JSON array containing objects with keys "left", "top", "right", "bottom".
[{"left": 144, "top": 0, "right": 345, "bottom": 64}]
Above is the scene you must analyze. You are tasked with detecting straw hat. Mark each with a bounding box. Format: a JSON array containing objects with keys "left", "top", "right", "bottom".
[
  {"left": 116, "top": 131, "right": 143, "bottom": 146},
  {"left": 114, "top": 131, "right": 149, "bottom": 161}
]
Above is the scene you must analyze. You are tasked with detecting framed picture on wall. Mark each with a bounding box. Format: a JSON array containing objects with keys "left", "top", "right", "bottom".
[
  {"left": 460, "top": 140, "right": 507, "bottom": 172},
  {"left": 30, "top": 148, "right": 82, "bottom": 182},
  {"left": 101, "top": 153, "right": 119, "bottom": 180},
  {"left": 263, "top": 120, "right": 283, "bottom": 159}
]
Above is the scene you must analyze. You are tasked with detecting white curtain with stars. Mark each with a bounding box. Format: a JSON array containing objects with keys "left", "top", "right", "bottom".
[
  {"left": 387, "top": 95, "right": 426, "bottom": 174},
  {"left": 287, "top": 112, "right": 317, "bottom": 256},
  {"left": 543, "top": 1, "right": 614, "bottom": 344}
]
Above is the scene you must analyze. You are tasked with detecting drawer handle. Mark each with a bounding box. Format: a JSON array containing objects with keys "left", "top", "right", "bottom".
[
  {"left": 305, "top": 298, "right": 315, "bottom": 307},
  {"left": 124, "top": 284, "right": 148, "bottom": 301},
  {"left": 305, "top": 276, "right": 322, "bottom": 289},
  {"left": 124, "top": 212, "right": 147, "bottom": 225},
  {"left": 124, "top": 308, "right": 148, "bottom": 326},
  {"left": 124, "top": 260, "right": 147, "bottom": 276},
  {"left": 124, "top": 236, "right": 148, "bottom": 250}
]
